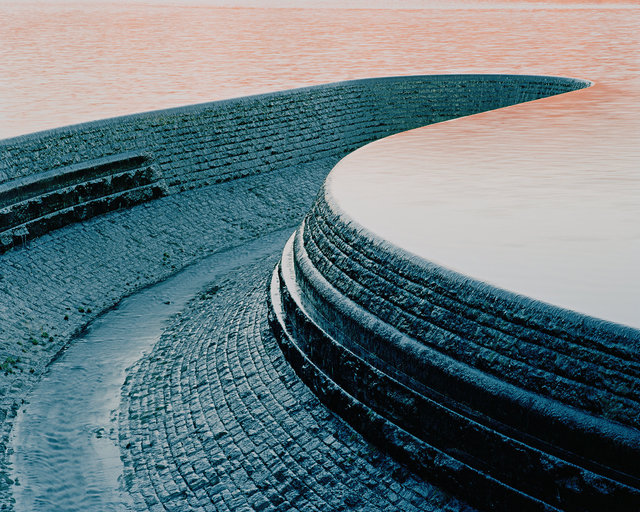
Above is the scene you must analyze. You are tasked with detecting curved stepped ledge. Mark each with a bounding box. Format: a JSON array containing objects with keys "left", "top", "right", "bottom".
[
  {"left": 0, "top": 152, "right": 166, "bottom": 253},
  {"left": 1, "top": 74, "right": 616, "bottom": 510},
  {"left": 269, "top": 187, "right": 640, "bottom": 510}
]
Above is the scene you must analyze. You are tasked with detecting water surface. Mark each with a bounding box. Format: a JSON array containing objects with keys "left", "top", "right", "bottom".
[{"left": 1, "top": 1, "right": 637, "bottom": 139}]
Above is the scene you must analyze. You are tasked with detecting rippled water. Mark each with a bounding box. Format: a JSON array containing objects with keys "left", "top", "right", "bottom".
[
  {"left": 1, "top": 1, "right": 636, "bottom": 139},
  {"left": 2, "top": 1, "right": 638, "bottom": 509}
]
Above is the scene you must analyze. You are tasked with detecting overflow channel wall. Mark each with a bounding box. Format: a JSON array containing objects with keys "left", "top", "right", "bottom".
[{"left": 0, "top": 75, "right": 594, "bottom": 509}]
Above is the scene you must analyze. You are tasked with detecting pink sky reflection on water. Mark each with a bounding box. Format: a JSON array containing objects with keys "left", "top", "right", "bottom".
[{"left": 0, "top": 1, "right": 637, "bottom": 138}]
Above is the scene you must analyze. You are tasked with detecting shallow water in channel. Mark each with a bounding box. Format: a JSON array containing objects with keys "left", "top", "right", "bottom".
[{"left": 9, "top": 229, "right": 289, "bottom": 512}]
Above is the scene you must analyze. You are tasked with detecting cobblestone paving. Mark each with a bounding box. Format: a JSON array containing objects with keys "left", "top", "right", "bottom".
[
  {"left": 119, "top": 258, "right": 472, "bottom": 512},
  {"left": 0, "top": 160, "right": 332, "bottom": 506}
]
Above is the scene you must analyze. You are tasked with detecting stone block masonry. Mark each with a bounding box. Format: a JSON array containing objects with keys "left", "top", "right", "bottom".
[
  {"left": 0, "top": 75, "right": 586, "bottom": 191},
  {"left": 270, "top": 166, "right": 640, "bottom": 510},
  {"left": 0, "top": 75, "right": 593, "bottom": 510},
  {"left": 119, "top": 260, "right": 471, "bottom": 512},
  {"left": 0, "top": 152, "right": 166, "bottom": 253}
]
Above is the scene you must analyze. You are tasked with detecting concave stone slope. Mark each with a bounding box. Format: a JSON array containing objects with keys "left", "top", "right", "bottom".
[
  {"left": 0, "top": 74, "right": 596, "bottom": 509},
  {"left": 119, "top": 259, "right": 473, "bottom": 512}
]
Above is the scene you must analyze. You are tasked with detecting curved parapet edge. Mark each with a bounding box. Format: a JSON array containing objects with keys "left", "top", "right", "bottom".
[
  {"left": 1, "top": 74, "right": 589, "bottom": 185},
  {"left": 0, "top": 75, "right": 588, "bottom": 253},
  {"left": 0, "top": 74, "right": 598, "bottom": 508},
  {"left": 268, "top": 79, "right": 639, "bottom": 510}
]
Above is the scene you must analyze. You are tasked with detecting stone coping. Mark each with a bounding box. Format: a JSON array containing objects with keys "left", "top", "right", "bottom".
[{"left": 0, "top": 74, "right": 589, "bottom": 147}]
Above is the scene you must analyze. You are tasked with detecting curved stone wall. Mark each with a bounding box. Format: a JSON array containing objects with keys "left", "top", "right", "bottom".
[
  {"left": 269, "top": 172, "right": 640, "bottom": 507},
  {"left": 0, "top": 74, "right": 596, "bottom": 508},
  {"left": 1, "top": 75, "right": 585, "bottom": 189},
  {"left": 0, "top": 75, "right": 586, "bottom": 256}
]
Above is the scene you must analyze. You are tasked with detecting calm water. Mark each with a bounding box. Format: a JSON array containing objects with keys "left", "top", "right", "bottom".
[{"left": 324, "top": 6, "right": 639, "bottom": 328}]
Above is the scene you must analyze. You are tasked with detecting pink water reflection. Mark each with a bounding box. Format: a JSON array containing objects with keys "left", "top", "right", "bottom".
[
  {"left": 327, "top": 4, "right": 640, "bottom": 327},
  {"left": 0, "top": 1, "right": 638, "bottom": 325},
  {"left": 1, "top": 2, "right": 638, "bottom": 138}
]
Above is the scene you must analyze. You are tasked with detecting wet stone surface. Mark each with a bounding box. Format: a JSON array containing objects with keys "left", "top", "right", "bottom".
[
  {"left": 118, "top": 259, "right": 471, "bottom": 512},
  {"left": 0, "top": 159, "right": 332, "bottom": 507}
]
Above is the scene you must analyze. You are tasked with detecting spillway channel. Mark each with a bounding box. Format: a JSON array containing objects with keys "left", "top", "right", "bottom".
[{"left": 8, "top": 228, "right": 291, "bottom": 512}]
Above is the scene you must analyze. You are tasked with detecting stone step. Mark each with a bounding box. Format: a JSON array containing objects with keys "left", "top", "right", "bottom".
[
  {"left": 119, "top": 259, "right": 469, "bottom": 511},
  {"left": 0, "top": 152, "right": 167, "bottom": 253},
  {"left": 269, "top": 191, "right": 640, "bottom": 511}
]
